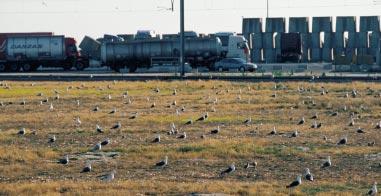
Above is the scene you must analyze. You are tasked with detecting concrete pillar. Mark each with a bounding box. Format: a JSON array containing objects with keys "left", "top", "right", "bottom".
[
  {"left": 265, "top": 18, "right": 286, "bottom": 33},
  {"left": 312, "top": 17, "right": 333, "bottom": 33},
  {"left": 311, "top": 33, "right": 321, "bottom": 48},
  {"left": 336, "top": 16, "right": 356, "bottom": 33},
  {"left": 322, "top": 32, "right": 333, "bottom": 48},
  {"left": 274, "top": 33, "right": 281, "bottom": 49},
  {"left": 369, "top": 32, "right": 380, "bottom": 48},
  {"left": 289, "top": 17, "right": 309, "bottom": 33},
  {"left": 242, "top": 18, "right": 263, "bottom": 34},
  {"left": 250, "top": 33, "right": 263, "bottom": 49},
  {"left": 333, "top": 32, "right": 344, "bottom": 48},
  {"left": 311, "top": 48, "right": 322, "bottom": 62},
  {"left": 322, "top": 48, "right": 333, "bottom": 62},
  {"left": 251, "top": 49, "right": 263, "bottom": 63},
  {"left": 360, "top": 16, "right": 380, "bottom": 32},
  {"left": 263, "top": 33, "right": 274, "bottom": 49},
  {"left": 264, "top": 49, "right": 276, "bottom": 63},
  {"left": 356, "top": 32, "right": 368, "bottom": 48},
  {"left": 346, "top": 32, "right": 356, "bottom": 48}
]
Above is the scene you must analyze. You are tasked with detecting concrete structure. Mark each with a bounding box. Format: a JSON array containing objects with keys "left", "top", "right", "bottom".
[
  {"left": 336, "top": 16, "right": 356, "bottom": 33},
  {"left": 265, "top": 18, "right": 286, "bottom": 33},
  {"left": 289, "top": 17, "right": 309, "bottom": 33},
  {"left": 360, "top": 16, "right": 380, "bottom": 32},
  {"left": 312, "top": 17, "right": 333, "bottom": 33},
  {"left": 242, "top": 16, "right": 381, "bottom": 65}
]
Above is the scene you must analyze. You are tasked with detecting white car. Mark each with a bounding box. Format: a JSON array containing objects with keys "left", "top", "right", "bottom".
[{"left": 214, "top": 58, "right": 257, "bottom": 72}]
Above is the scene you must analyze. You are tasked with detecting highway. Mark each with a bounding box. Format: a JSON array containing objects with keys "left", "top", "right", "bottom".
[{"left": 0, "top": 71, "right": 381, "bottom": 82}]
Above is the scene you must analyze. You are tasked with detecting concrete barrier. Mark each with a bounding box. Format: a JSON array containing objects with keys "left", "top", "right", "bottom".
[
  {"left": 264, "top": 49, "right": 277, "bottom": 63},
  {"left": 311, "top": 48, "right": 322, "bottom": 62},
  {"left": 250, "top": 33, "right": 263, "bottom": 49},
  {"left": 360, "top": 16, "right": 380, "bottom": 32},
  {"left": 336, "top": 16, "right": 356, "bottom": 33},
  {"left": 312, "top": 17, "right": 333, "bottom": 33},
  {"left": 242, "top": 18, "right": 263, "bottom": 34},
  {"left": 265, "top": 18, "right": 286, "bottom": 33},
  {"left": 289, "top": 17, "right": 309, "bottom": 33}
]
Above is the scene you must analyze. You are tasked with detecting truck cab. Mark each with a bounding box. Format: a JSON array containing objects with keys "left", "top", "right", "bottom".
[{"left": 215, "top": 32, "right": 250, "bottom": 62}]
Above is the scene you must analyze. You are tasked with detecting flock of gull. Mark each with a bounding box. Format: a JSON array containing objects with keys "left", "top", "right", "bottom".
[{"left": 1, "top": 80, "right": 380, "bottom": 195}]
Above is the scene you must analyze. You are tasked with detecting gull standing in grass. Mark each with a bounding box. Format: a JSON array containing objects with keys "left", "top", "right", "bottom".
[
  {"left": 220, "top": 163, "right": 235, "bottom": 176},
  {"left": 49, "top": 135, "right": 56, "bottom": 143},
  {"left": 49, "top": 103, "right": 54, "bottom": 111},
  {"left": 322, "top": 156, "right": 332, "bottom": 168},
  {"left": 18, "top": 128, "right": 26, "bottom": 135},
  {"left": 91, "top": 143, "right": 102, "bottom": 152},
  {"left": 178, "top": 132, "right": 187, "bottom": 139},
  {"left": 269, "top": 127, "right": 277, "bottom": 135},
  {"left": 152, "top": 135, "right": 160, "bottom": 143},
  {"left": 337, "top": 136, "right": 348, "bottom": 145},
  {"left": 210, "top": 126, "right": 220, "bottom": 134},
  {"left": 100, "top": 170, "right": 116, "bottom": 182},
  {"left": 75, "top": 117, "right": 81, "bottom": 126},
  {"left": 81, "top": 162, "right": 92, "bottom": 173},
  {"left": 298, "top": 117, "right": 305, "bottom": 125},
  {"left": 96, "top": 124, "right": 104, "bottom": 133},
  {"left": 58, "top": 155, "right": 69, "bottom": 165},
  {"left": 286, "top": 175, "right": 302, "bottom": 188},
  {"left": 111, "top": 122, "right": 121, "bottom": 129},
  {"left": 243, "top": 117, "right": 252, "bottom": 125},
  {"left": 304, "top": 168, "right": 313, "bottom": 181},
  {"left": 101, "top": 138, "right": 110, "bottom": 146},
  {"left": 367, "top": 182, "right": 378, "bottom": 196},
  {"left": 156, "top": 156, "right": 168, "bottom": 167}
]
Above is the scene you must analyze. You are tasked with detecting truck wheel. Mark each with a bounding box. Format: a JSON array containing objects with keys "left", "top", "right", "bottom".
[
  {"left": 218, "top": 67, "right": 223, "bottom": 72},
  {"left": 239, "top": 66, "right": 245, "bottom": 72},
  {"left": 22, "top": 64, "right": 32, "bottom": 72},
  {"left": 9, "top": 64, "right": 20, "bottom": 72},
  {"left": 75, "top": 62, "right": 86, "bottom": 71},
  {"left": 0, "top": 64, "right": 6, "bottom": 72}
]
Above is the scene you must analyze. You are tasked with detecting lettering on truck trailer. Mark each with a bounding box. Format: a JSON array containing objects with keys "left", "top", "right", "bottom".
[{"left": 10, "top": 44, "right": 43, "bottom": 49}]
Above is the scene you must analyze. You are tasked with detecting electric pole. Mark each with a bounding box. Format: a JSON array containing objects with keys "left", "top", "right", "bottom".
[
  {"left": 180, "top": 0, "right": 185, "bottom": 77},
  {"left": 266, "top": 0, "right": 269, "bottom": 18}
]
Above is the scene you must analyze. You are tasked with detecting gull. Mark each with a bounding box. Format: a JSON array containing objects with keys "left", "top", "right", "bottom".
[
  {"left": 96, "top": 124, "right": 104, "bottom": 133},
  {"left": 368, "top": 141, "right": 376, "bottom": 146},
  {"left": 352, "top": 89, "right": 358, "bottom": 97},
  {"left": 91, "top": 143, "right": 102, "bottom": 152},
  {"left": 357, "top": 127, "right": 365, "bottom": 133},
  {"left": 290, "top": 130, "right": 298, "bottom": 138},
  {"left": 196, "top": 112, "right": 209, "bottom": 122},
  {"left": 129, "top": 113, "right": 138, "bottom": 119},
  {"left": 331, "top": 112, "right": 338, "bottom": 117},
  {"left": 152, "top": 135, "right": 161, "bottom": 143},
  {"left": 178, "top": 132, "right": 187, "bottom": 139},
  {"left": 54, "top": 94, "right": 60, "bottom": 100},
  {"left": 100, "top": 170, "right": 116, "bottom": 182},
  {"left": 93, "top": 106, "right": 100, "bottom": 112},
  {"left": 42, "top": 98, "right": 49, "bottom": 103},
  {"left": 337, "top": 136, "right": 348, "bottom": 145},
  {"left": 286, "top": 175, "right": 302, "bottom": 188},
  {"left": 367, "top": 182, "right": 378, "bottom": 196},
  {"left": 76, "top": 100, "right": 80, "bottom": 107},
  {"left": 211, "top": 107, "right": 216, "bottom": 112},
  {"left": 321, "top": 156, "right": 332, "bottom": 168},
  {"left": 170, "top": 122, "right": 176, "bottom": 130},
  {"left": 184, "top": 119, "right": 193, "bottom": 125},
  {"left": 375, "top": 121, "right": 381, "bottom": 129},
  {"left": 81, "top": 162, "right": 92, "bottom": 173},
  {"left": 58, "top": 155, "right": 69, "bottom": 165},
  {"left": 269, "top": 127, "right": 277, "bottom": 135},
  {"left": 126, "top": 98, "right": 132, "bottom": 104},
  {"left": 18, "top": 128, "right": 26, "bottom": 135},
  {"left": 49, "top": 103, "right": 54, "bottom": 111},
  {"left": 109, "top": 108, "right": 117, "bottom": 114},
  {"left": 304, "top": 168, "right": 313, "bottom": 181},
  {"left": 75, "top": 117, "right": 81, "bottom": 126},
  {"left": 172, "top": 100, "right": 177, "bottom": 106},
  {"left": 175, "top": 109, "right": 180, "bottom": 115},
  {"left": 220, "top": 163, "right": 235, "bottom": 176},
  {"left": 20, "top": 99, "right": 26, "bottom": 105},
  {"left": 154, "top": 88, "right": 160, "bottom": 93},
  {"left": 243, "top": 117, "right": 252, "bottom": 125},
  {"left": 311, "top": 121, "right": 321, "bottom": 129},
  {"left": 349, "top": 118, "right": 355, "bottom": 126},
  {"left": 111, "top": 122, "right": 121, "bottom": 129},
  {"left": 181, "top": 106, "right": 186, "bottom": 112},
  {"left": 211, "top": 126, "right": 220, "bottom": 134},
  {"left": 173, "top": 89, "right": 177, "bottom": 95},
  {"left": 49, "top": 135, "right": 56, "bottom": 143},
  {"left": 151, "top": 102, "right": 156, "bottom": 108},
  {"left": 244, "top": 161, "right": 257, "bottom": 169},
  {"left": 101, "top": 138, "right": 110, "bottom": 146},
  {"left": 107, "top": 94, "right": 112, "bottom": 100},
  {"left": 156, "top": 156, "right": 168, "bottom": 167},
  {"left": 298, "top": 117, "right": 305, "bottom": 125}
]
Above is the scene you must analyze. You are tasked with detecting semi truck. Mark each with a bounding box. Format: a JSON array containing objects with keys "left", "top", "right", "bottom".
[
  {"left": 97, "top": 32, "right": 250, "bottom": 72},
  {"left": 0, "top": 33, "right": 89, "bottom": 72}
]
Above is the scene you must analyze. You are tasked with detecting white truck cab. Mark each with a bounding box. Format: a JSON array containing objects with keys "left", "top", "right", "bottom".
[{"left": 215, "top": 32, "right": 250, "bottom": 62}]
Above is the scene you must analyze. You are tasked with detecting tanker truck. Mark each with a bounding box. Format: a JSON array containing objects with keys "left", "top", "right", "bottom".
[
  {"left": 98, "top": 33, "right": 250, "bottom": 72},
  {"left": 0, "top": 33, "right": 89, "bottom": 72}
]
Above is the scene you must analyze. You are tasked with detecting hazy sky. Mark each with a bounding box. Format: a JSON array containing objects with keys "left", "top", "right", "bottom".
[{"left": 1, "top": 0, "right": 381, "bottom": 41}]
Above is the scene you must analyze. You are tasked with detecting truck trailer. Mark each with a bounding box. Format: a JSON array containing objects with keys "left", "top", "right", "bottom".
[{"left": 0, "top": 33, "right": 89, "bottom": 72}]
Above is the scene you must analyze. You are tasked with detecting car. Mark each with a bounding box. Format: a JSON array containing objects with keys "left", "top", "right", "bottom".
[{"left": 214, "top": 58, "right": 257, "bottom": 72}]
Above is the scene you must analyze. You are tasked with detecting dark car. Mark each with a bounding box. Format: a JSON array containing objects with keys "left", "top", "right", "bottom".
[{"left": 214, "top": 58, "right": 257, "bottom": 72}]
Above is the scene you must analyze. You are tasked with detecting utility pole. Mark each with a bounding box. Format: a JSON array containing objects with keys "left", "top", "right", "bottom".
[
  {"left": 180, "top": 0, "right": 185, "bottom": 77},
  {"left": 266, "top": 0, "right": 269, "bottom": 18}
]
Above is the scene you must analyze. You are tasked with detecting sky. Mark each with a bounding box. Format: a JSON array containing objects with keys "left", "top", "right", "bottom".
[{"left": 0, "top": 0, "right": 381, "bottom": 41}]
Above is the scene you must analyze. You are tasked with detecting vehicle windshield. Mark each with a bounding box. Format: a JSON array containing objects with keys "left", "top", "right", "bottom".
[{"left": 233, "top": 58, "right": 246, "bottom": 63}]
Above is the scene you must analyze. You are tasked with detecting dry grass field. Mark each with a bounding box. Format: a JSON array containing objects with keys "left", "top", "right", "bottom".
[{"left": 0, "top": 80, "right": 380, "bottom": 195}]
